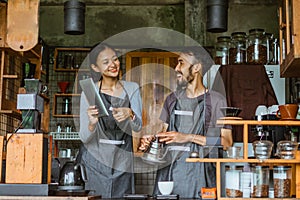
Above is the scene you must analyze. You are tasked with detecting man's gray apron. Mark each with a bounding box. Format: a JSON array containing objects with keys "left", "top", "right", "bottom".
[
  {"left": 154, "top": 92, "right": 216, "bottom": 198},
  {"left": 78, "top": 82, "right": 134, "bottom": 198}
]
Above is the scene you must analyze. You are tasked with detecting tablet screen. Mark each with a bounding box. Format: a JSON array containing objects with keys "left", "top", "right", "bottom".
[{"left": 79, "top": 78, "right": 109, "bottom": 117}]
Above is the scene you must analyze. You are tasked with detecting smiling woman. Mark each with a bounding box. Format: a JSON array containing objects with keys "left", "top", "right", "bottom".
[{"left": 77, "top": 43, "right": 143, "bottom": 198}]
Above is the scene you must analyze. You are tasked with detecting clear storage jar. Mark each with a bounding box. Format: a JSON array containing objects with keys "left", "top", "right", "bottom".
[
  {"left": 273, "top": 166, "right": 292, "bottom": 198},
  {"left": 264, "top": 32, "right": 273, "bottom": 64},
  {"left": 215, "top": 36, "right": 231, "bottom": 65},
  {"left": 246, "top": 28, "right": 267, "bottom": 64},
  {"left": 229, "top": 32, "right": 247, "bottom": 64},
  {"left": 225, "top": 166, "right": 242, "bottom": 197},
  {"left": 251, "top": 166, "right": 269, "bottom": 198}
]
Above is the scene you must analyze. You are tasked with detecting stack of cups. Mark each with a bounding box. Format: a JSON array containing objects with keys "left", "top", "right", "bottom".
[{"left": 241, "top": 172, "right": 253, "bottom": 197}]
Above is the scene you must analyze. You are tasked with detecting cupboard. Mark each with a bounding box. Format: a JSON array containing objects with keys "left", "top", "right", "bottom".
[
  {"left": 186, "top": 119, "right": 300, "bottom": 199},
  {"left": 279, "top": 0, "right": 300, "bottom": 77}
]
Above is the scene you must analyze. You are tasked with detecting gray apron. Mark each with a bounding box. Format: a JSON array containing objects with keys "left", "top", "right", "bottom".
[
  {"left": 154, "top": 91, "right": 216, "bottom": 198},
  {"left": 78, "top": 82, "right": 134, "bottom": 198}
]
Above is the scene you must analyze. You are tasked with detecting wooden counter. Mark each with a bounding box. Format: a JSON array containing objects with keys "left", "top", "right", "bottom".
[{"left": 0, "top": 197, "right": 101, "bottom": 200}]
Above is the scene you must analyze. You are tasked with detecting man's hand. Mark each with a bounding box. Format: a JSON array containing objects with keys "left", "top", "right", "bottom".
[
  {"left": 138, "top": 135, "right": 155, "bottom": 151},
  {"left": 112, "top": 107, "right": 133, "bottom": 122},
  {"left": 156, "top": 131, "right": 192, "bottom": 144}
]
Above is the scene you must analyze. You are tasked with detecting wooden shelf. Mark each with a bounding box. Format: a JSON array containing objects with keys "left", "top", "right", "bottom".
[
  {"left": 186, "top": 119, "right": 300, "bottom": 199},
  {"left": 52, "top": 93, "right": 80, "bottom": 117},
  {"left": 186, "top": 157, "right": 300, "bottom": 164},
  {"left": 53, "top": 47, "right": 90, "bottom": 71},
  {"left": 52, "top": 114, "right": 79, "bottom": 118},
  {"left": 217, "top": 119, "right": 300, "bottom": 126}
]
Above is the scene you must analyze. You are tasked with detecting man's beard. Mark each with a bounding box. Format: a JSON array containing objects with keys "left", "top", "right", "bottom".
[{"left": 176, "top": 71, "right": 194, "bottom": 91}]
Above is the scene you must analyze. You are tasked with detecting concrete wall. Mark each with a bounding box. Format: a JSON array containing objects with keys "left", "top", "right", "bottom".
[
  {"left": 39, "top": 0, "right": 185, "bottom": 46},
  {"left": 39, "top": 0, "right": 278, "bottom": 48}
]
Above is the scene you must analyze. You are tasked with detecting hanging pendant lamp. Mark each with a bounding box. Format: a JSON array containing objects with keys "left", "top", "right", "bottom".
[
  {"left": 64, "top": 0, "right": 86, "bottom": 35},
  {"left": 206, "top": 0, "right": 228, "bottom": 33}
]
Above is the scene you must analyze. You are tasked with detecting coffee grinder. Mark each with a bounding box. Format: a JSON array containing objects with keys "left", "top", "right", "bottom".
[{"left": 16, "top": 79, "right": 44, "bottom": 133}]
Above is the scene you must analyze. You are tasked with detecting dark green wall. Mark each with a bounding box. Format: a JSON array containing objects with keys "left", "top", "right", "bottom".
[{"left": 39, "top": 0, "right": 278, "bottom": 47}]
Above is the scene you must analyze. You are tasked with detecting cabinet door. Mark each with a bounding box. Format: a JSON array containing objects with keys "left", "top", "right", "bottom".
[
  {"left": 279, "top": 0, "right": 300, "bottom": 77},
  {"left": 125, "top": 52, "right": 178, "bottom": 137}
]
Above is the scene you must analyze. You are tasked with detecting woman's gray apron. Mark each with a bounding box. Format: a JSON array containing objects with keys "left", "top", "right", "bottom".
[
  {"left": 154, "top": 92, "right": 216, "bottom": 198},
  {"left": 78, "top": 83, "right": 134, "bottom": 198}
]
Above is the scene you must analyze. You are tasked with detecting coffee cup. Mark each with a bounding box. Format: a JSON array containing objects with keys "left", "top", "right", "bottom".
[
  {"left": 158, "top": 181, "right": 174, "bottom": 195},
  {"left": 276, "top": 104, "right": 299, "bottom": 119}
]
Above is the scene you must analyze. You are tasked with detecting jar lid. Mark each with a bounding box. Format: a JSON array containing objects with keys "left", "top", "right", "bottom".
[
  {"left": 217, "top": 36, "right": 231, "bottom": 42},
  {"left": 253, "top": 165, "right": 269, "bottom": 169},
  {"left": 249, "top": 28, "right": 265, "bottom": 34},
  {"left": 273, "top": 166, "right": 291, "bottom": 169},
  {"left": 231, "top": 32, "right": 247, "bottom": 37},
  {"left": 264, "top": 32, "right": 273, "bottom": 38}
]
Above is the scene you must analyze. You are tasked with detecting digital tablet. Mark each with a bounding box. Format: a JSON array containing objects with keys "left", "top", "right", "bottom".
[{"left": 79, "top": 78, "right": 109, "bottom": 117}]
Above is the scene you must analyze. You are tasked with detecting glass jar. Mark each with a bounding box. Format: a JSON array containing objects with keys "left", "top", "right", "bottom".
[
  {"left": 225, "top": 165, "right": 242, "bottom": 197},
  {"left": 251, "top": 166, "right": 269, "bottom": 198},
  {"left": 264, "top": 32, "right": 273, "bottom": 64},
  {"left": 215, "top": 36, "right": 231, "bottom": 65},
  {"left": 273, "top": 166, "right": 292, "bottom": 198},
  {"left": 240, "top": 171, "right": 253, "bottom": 198},
  {"left": 246, "top": 28, "right": 267, "bottom": 64},
  {"left": 229, "top": 32, "right": 247, "bottom": 64},
  {"left": 270, "top": 37, "right": 280, "bottom": 64}
]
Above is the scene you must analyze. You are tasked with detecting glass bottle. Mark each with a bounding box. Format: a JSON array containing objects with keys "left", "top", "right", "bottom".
[
  {"left": 62, "top": 97, "right": 72, "bottom": 115},
  {"left": 251, "top": 165, "right": 269, "bottom": 198},
  {"left": 273, "top": 166, "right": 292, "bottom": 198},
  {"left": 225, "top": 165, "right": 242, "bottom": 198},
  {"left": 246, "top": 28, "right": 267, "bottom": 64},
  {"left": 215, "top": 36, "right": 231, "bottom": 65},
  {"left": 229, "top": 32, "right": 247, "bottom": 64}
]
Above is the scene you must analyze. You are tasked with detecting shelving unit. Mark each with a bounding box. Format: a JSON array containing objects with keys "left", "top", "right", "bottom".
[
  {"left": 50, "top": 47, "right": 91, "bottom": 159},
  {"left": 278, "top": 0, "right": 300, "bottom": 77},
  {"left": 52, "top": 93, "right": 80, "bottom": 117},
  {"left": 50, "top": 132, "right": 80, "bottom": 157},
  {"left": 186, "top": 119, "right": 300, "bottom": 199},
  {"left": 52, "top": 47, "right": 90, "bottom": 118}
]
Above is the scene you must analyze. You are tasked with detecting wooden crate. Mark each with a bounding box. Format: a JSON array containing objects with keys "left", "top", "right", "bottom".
[{"left": 5, "top": 133, "right": 46, "bottom": 183}]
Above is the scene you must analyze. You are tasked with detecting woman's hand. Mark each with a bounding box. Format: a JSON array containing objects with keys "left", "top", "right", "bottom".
[
  {"left": 87, "top": 105, "right": 99, "bottom": 131},
  {"left": 112, "top": 107, "right": 134, "bottom": 122},
  {"left": 156, "top": 131, "right": 192, "bottom": 144}
]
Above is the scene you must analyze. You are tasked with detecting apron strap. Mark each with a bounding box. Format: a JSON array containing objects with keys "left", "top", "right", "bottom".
[{"left": 99, "top": 139, "right": 125, "bottom": 145}]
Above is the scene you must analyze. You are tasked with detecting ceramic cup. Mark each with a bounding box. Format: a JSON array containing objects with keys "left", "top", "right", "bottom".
[
  {"left": 158, "top": 181, "right": 174, "bottom": 195},
  {"left": 276, "top": 104, "right": 299, "bottom": 119}
]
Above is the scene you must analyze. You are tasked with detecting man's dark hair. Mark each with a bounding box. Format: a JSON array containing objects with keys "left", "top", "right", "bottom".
[{"left": 179, "top": 46, "right": 213, "bottom": 75}]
